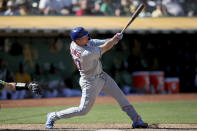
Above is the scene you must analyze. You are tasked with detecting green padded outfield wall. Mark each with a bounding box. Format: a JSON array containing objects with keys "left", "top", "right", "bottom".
[{"left": 0, "top": 37, "right": 74, "bottom": 77}]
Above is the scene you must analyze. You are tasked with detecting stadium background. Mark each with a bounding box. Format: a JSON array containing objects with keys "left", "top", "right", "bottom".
[{"left": 0, "top": 0, "right": 197, "bottom": 100}]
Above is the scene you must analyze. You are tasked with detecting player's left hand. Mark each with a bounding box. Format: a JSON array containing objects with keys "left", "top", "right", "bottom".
[
  {"left": 116, "top": 33, "right": 123, "bottom": 40},
  {"left": 27, "top": 81, "right": 42, "bottom": 96}
]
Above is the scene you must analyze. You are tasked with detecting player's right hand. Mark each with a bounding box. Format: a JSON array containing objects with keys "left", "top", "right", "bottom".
[{"left": 116, "top": 33, "right": 123, "bottom": 40}]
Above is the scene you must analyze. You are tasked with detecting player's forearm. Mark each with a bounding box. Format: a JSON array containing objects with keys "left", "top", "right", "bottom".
[
  {"left": 100, "top": 35, "right": 119, "bottom": 55},
  {"left": 2, "top": 81, "right": 29, "bottom": 91},
  {"left": 0, "top": 80, "right": 15, "bottom": 90},
  {"left": 91, "top": 39, "right": 110, "bottom": 46},
  {"left": 5, "top": 82, "right": 16, "bottom": 89}
]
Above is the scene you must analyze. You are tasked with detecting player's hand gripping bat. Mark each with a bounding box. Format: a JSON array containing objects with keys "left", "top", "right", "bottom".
[{"left": 120, "top": 4, "right": 144, "bottom": 34}]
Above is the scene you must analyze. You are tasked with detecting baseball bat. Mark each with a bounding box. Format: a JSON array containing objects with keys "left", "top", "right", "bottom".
[{"left": 120, "top": 4, "right": 144, "bottom": 34}]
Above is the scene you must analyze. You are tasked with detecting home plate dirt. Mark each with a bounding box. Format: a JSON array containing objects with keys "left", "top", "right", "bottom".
[
  {"left": 0, "top": 124, "right": 197, "bottom": 131},
  {"left": 1, "top": 94, "right": 197, "bottom": 130}
]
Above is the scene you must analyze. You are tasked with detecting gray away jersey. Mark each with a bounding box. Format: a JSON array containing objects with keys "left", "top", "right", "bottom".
[{"left": 70, "top": 39, "right": 108, "bottom": 79}]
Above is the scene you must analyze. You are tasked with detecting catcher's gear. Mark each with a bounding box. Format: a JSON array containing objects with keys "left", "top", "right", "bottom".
[
  {"left": 27, "top": 82, "right": 42, "bottom": 96},
  {"left": 0, "top": 80, "right": 5, "bottom": 90}
]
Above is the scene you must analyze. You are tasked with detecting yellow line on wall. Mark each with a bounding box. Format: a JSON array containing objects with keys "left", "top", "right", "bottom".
[{"left": 0, "top": 16, "right": 197, "bottom": 30}]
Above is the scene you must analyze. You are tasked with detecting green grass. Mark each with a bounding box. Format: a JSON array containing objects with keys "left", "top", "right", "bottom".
[{"left": 0, "top": 100, "right": 197, "bottom": 124}]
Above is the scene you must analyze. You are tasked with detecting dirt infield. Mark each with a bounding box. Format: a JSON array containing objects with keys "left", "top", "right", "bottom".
[
  {"left": 0, "top": 93, "right": 197, "bottom": 131},
  {"left": 1, "top": 124, "right": 197, "bottom": 131},
  {"left": 1, "top": 93, "right": 197, "bottom": 108}
]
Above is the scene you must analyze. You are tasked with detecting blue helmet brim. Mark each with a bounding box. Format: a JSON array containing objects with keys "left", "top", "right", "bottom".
[{"left": 75, "top": 31, "right": 89, "bottom": 40}]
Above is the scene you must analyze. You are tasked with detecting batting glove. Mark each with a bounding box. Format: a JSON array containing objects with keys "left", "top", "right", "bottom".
[{"left": 116, "top": 33, "right": 123, "bottom": 40}]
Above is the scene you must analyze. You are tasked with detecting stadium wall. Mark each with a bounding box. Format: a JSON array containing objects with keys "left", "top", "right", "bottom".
[{"left": 0, "top": 16, "right": 197, "bottom": 93}]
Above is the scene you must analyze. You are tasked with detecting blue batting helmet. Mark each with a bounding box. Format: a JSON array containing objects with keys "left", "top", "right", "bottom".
[{"left": 70, "top": 27, "right": 89, "bottom": 41}]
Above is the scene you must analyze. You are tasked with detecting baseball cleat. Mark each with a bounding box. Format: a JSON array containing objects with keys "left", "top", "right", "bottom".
[
  {"left": 132, "top": 119, "right": 148, "bottom": 128},
  {"left": 45, "top": 112, "right": 55, "bottom": 129}
]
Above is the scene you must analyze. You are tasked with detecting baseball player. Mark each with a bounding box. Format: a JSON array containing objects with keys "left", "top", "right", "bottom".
[
  {"left": 45, "top": 27, "right": 148, "bottom": 129},
  {"left": 0, "top": 80, "right": 42, "bottom": 95}
]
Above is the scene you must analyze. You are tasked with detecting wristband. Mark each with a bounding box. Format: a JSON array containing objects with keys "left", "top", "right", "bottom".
[{"left": 15, "top": 82, "right": 28, "bottom": 90}]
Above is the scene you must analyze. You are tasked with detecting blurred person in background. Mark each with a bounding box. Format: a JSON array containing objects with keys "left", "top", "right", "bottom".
[
  {"left": 4, "top": 0, "right": 20, "bottom": 15},
  {"left": 152, "top": 2, "right": 168, "bottom": 17},
  {"left": 0, "top": 0, "right": 7, "bottom": 14},
  {"left": 15, "top": 0, "right": 30, "bottom": 15},
  {"left": 14, "top": 62, "right": 31, "bottom": 99},
  {"left": 15, "top": 62, "right": 31, "bottom": 84},
  {"left": 162, "top": 0, "right": 184, "bottom": 16},
  {"left": 75, "top": 0, "right": 91, "bottom": 16},
  {"left": 58, "top": 77, "right": 82, "bottom": 97},
  {"left": 32, "top": 63, "right": 45, "bottom": 82},
  {"left": 71, "top": 0, "right": 80, "bottom": 14},
  {"left": 31, "top": 63, "right": 45, "bottom": 98},
  {"left": 139, "top": 0, "right": 155, "bottom": 14},
  {"left": 91, "top": 0, "right": 103, "bottom": 15},
  {"left": 39, "top": 0, "right": 72, "bottom": 15},
  {"left": 0, "top": 58, "right": 15, "bottom": 100},
  {"left": 115, "top": 0, "right": 138, "bottom": 16},
  {"left": 44, "top": 63, "right": 60, "bottom": 98},
  {"left": 0, "top": 58, "right": 7, "bottom": 81},
  {"left": 138, "top": 6, "right": 151, "bottom": 17},
  {"left": 100, "top": 0, "right": 115, "bottom": 16},
  {"left": 183, "top": 0, "right": 197, "bottom": 17}
]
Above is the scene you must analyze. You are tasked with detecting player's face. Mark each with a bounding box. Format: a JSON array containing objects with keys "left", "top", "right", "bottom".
[
  {"left": 81, "top": 35, "right": 89, "bottom": 43},
  {"left": 76, "top": 35, "right": 89, "bottom": 46}
]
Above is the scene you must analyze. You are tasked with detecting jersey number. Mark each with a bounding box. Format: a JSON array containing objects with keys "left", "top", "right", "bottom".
[{"left": 74, "top": 58, "right": 82, "bottom": 70}]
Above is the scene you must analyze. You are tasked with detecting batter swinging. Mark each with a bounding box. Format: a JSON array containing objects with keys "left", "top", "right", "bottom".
[{"left": 45, "top": 27, "right": 148, "bottom": 129}]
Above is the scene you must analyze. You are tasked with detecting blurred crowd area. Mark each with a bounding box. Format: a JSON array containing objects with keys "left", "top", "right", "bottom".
[
  {"left": 1, "top": 33, "right": 197, "bottom": 100},
  {"left": 0, "top": 36, "right": 83, "bottom": 100},
  {"left": 0, "top": 0, "right": 197, "bottom": 17},
  {"left": 0, "top": 60, "right": 82, "bottom": 100}
]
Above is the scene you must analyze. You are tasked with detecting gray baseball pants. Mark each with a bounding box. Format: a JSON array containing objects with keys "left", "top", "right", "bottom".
[{"left": 55, "top": 72, "right": 140, "bottom": 122}]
